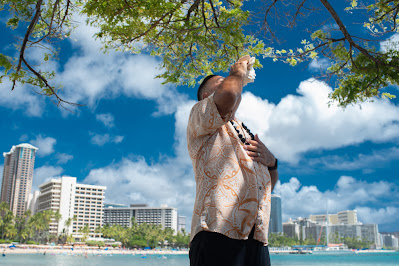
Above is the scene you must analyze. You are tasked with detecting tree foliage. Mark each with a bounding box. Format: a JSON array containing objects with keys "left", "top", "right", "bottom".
[
  {"left": 0, "top": 203, "right": 63, "bottom": 243},
  {"left": 1, "top": 0, "right": 399, "bottom": 107},
  {"left": 101, "top": 218, "right": 190, "bottom": 249}
]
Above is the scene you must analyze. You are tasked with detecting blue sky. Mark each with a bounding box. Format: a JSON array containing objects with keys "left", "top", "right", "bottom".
[{"left": 1, "top": 1, "right": 399, "bottom": 232}]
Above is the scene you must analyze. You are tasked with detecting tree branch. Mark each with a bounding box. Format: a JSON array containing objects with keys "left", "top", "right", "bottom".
[
  {"left": 22, "top": 57, "right": 82, "bottom": 109},
  {"left": 319, "top": 0, "right": 380, "bottom": 65},
  {"left": 12, "top": 0, "right": 43, "bottom": 90}
]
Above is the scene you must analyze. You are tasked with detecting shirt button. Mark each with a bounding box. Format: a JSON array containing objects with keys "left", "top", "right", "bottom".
[{"left": 259, "top": 186, "right": 262, "bottom": 190}]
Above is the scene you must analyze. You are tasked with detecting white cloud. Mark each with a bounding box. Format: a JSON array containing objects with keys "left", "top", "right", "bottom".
[
  {"left": 31, "top": 135, "right": 57, "bottom": 157},
  {"left": 96, "top": 113, "right": 115, "bottom": 128},
  {"left": 113, "top": 135, "right": 124, "bottom": 144},
  {"left": 237, "top": 79, "right": 399, "bottom": 163},
  {"left": 380, "top": 33, "right": 399, "bottom": 53},
  {"left": 33, "top": 165, "right": 64, "bottom": 191},
  {"left": 356, "top": 206, "right": 399, "bottom": 225},
  {"left": 274, "top": 176, "right": 398, "bottom": 230},
  {"left": 0, "top": 78, "right": 45, "bottom": 117},
  {"left": 89, "top": 132, "right": 124, "bottom": 146},
  {"left": 56, "top": 153, "right": 74, "bottom": 164},
  {"left": 19, "top": 134, "right": 29, "bottom": 142},
  {"left": 53, "top": 15, "right": 187, "bottom": 116},
  {"left": 84, "top": 156, "right": 195, "bottom": 217},
  {"left": 309, "top": 58, "right": 330, "bottom": 72},
  {"left": 308, "top": 147, "right": 399, "bottom": 171}
]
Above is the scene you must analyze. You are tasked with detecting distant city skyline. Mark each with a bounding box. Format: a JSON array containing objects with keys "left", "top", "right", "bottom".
[
  {"left": 1, "top": 142, "right": 398, "bottom": 235},
  {"left": 0, "top": 142, "right": 396, "bottom": 247}
]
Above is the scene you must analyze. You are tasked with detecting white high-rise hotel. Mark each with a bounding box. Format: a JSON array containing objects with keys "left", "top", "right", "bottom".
[
  {"left": 37, "top": 176, "right": 106, "bottom": 239},
  {"left": 1, "top": 144, "right": 38, "bottom": 216}
]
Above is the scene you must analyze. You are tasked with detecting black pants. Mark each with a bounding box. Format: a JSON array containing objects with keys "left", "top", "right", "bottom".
[{"left": 189, "top": 227, "right": 271, "bottom": 266}]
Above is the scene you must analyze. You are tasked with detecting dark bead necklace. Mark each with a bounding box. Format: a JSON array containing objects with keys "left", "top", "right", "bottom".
[{"left": 230, "top": 120, "right": 255, "bottom": 145}]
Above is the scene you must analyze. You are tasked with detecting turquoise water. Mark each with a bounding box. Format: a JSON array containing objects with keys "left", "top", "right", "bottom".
[{"left": 0, "top": 253, "right": 398, "bottom": 265}]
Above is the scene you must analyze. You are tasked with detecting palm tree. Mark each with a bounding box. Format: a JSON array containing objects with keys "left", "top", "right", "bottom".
[
  {"left": 4, "top": 224, "right": 17, "bottom": 240},
  {"left": 2, "top": 210, "right": 14, "bottom": 240},
  {"left": 0, "top": 202, "right": 9, "bottom": 216},
  {"left": 0, "top": 202, "right": 11, "bottom": 239},
  {"left": 15, "top": 210, "right": 32, "bottom": 243},
  {"left": 66, "top": 234, "right": 75, "bottom": 244},
  {"left": 79, "top": 224, "right": 90, "bottom": 242},
  {"left": 53, "top": 210, "right": 62, "bottom": 223},
  {"left": 29, "top": 211, "right": 53, "bottom": 243},
  {"left": 64, "top": 217, "right": 73, "bottom": 235},
  {"left": 64, "top": 215, "right": 77, "bottom": 234}
]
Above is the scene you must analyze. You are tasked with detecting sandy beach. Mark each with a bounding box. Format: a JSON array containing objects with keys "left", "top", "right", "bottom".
[{"left": 0, "top": 244, "right": 189, "bottom": 255}]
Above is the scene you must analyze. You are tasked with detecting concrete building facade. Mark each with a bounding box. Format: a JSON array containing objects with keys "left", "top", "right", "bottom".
[
  {"left": 283, "top": 216, "right": 381, "bottom": 246},
  {"left": 269, "top": 194, "right": 283, "bottom": 234},
  {"left": 178, "top": 215, "right": 187, "bottom": 232},
  {"left": 27, "top": 190, "right": 40, "bottom": 215},
  {"left": 381, "top": 234, "right": 399, "bottom": 249},
  {"left": 37, "top": 176, "right": 106, "bottom": 239},
  {"left": 309, "top": 210, "right": 358, "bottom": 225},
  {"left": 1, "top": 143, "right": 38, "bottom": 216},
  {"left": 104, "top": 204, "right": 178, "bottom": 232},
  {"left": 283, "top": 219, "right": 301, "bottom": 239}
]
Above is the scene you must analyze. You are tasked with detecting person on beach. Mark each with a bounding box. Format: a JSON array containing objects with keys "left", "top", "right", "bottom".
[{"left": 187, "top": 55, "right": 279, "bottom": 266}]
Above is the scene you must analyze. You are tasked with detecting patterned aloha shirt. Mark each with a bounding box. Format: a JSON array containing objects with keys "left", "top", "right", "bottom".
[{"left": 187, "top": 92, "right": 272, "bottom": 245}]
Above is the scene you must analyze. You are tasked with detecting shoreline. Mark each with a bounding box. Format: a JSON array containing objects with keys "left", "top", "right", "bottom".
[
  {"left": 0, "top": 244, "right": 188, "bottom": 255},
  {"left": 1, "top": 245, "right": 397, "bottom": 255}
]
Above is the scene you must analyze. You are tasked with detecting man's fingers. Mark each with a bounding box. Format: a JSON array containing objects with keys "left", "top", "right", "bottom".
[
  {"left": 246, "top": 150, "right": 260, "bottom": 157},
  {"left": 247, "top": 139, "right": 259, "bottom": 146},
  {"left": 243, "top": 144, "right": 259, "bottom": 152}
]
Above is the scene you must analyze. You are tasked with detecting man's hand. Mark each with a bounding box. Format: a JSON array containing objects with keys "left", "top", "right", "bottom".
[
  {"left": 243, "top": 134, "right": 276, "bottom": 168},
  {"left": 244, "top": 134, "right": 279, "bottom": 191},
  {"left": 229, "top": 55, "right": 250, "bottom": 79}
]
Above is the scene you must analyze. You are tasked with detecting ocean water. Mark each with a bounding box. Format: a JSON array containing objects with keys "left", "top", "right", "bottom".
[{"left": 0, "top": 252, "right": 399, "bottom": 265}]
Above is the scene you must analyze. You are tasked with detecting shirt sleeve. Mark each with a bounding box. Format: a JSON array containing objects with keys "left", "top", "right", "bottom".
[{"left": 187, "top": 92, "right": 230, "bottom": 138}]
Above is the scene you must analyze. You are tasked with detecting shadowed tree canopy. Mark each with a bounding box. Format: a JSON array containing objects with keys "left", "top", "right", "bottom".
[{"left": 0, "top": 0, "right": 398, "bottom": 108}]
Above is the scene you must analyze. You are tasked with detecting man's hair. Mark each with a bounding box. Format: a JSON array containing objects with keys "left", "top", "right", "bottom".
[{"left": 197, "top": 74, "right": 217, "bottom": 101}]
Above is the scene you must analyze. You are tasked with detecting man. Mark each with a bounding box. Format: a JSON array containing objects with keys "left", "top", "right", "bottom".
[{"left": 187, "top": 55, "right": 279, "bottom": 266}]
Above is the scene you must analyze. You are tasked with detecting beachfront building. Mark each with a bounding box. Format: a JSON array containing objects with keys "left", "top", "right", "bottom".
[
  {"left": 178, "top": 215, "right": 187, "bottom": 232},
  {"left": 37, "top": 176, "right": 106, "bottom": 240},
  {"left": 27, "top": 190, "right": 40, "bottom": 215},
  {"left": 283, "top": 217, "right": 318, "bottom": 240},
  {"left": 104, "top": 204, "right": 178, "bottom": 232},
  {"left": 283, "top": 218, "right": 301, "bottom": 239},
  {"left": 381, "top": 234, "right": 399, "bottom": 249},
  {"left": 1, "top": 143, "right": 38, "bottom": 216},
  {"left": 269, "top": 194, "right": 283, "bottom": 234},
  {"left": 284, "top": 215, "right": 381, "bottom": 247},
  {"left": 309, "top": 210, "right": 359, "bottom": 225},
  {"left": 327, "top": 224, "right": 381, "bottom": 246}
]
